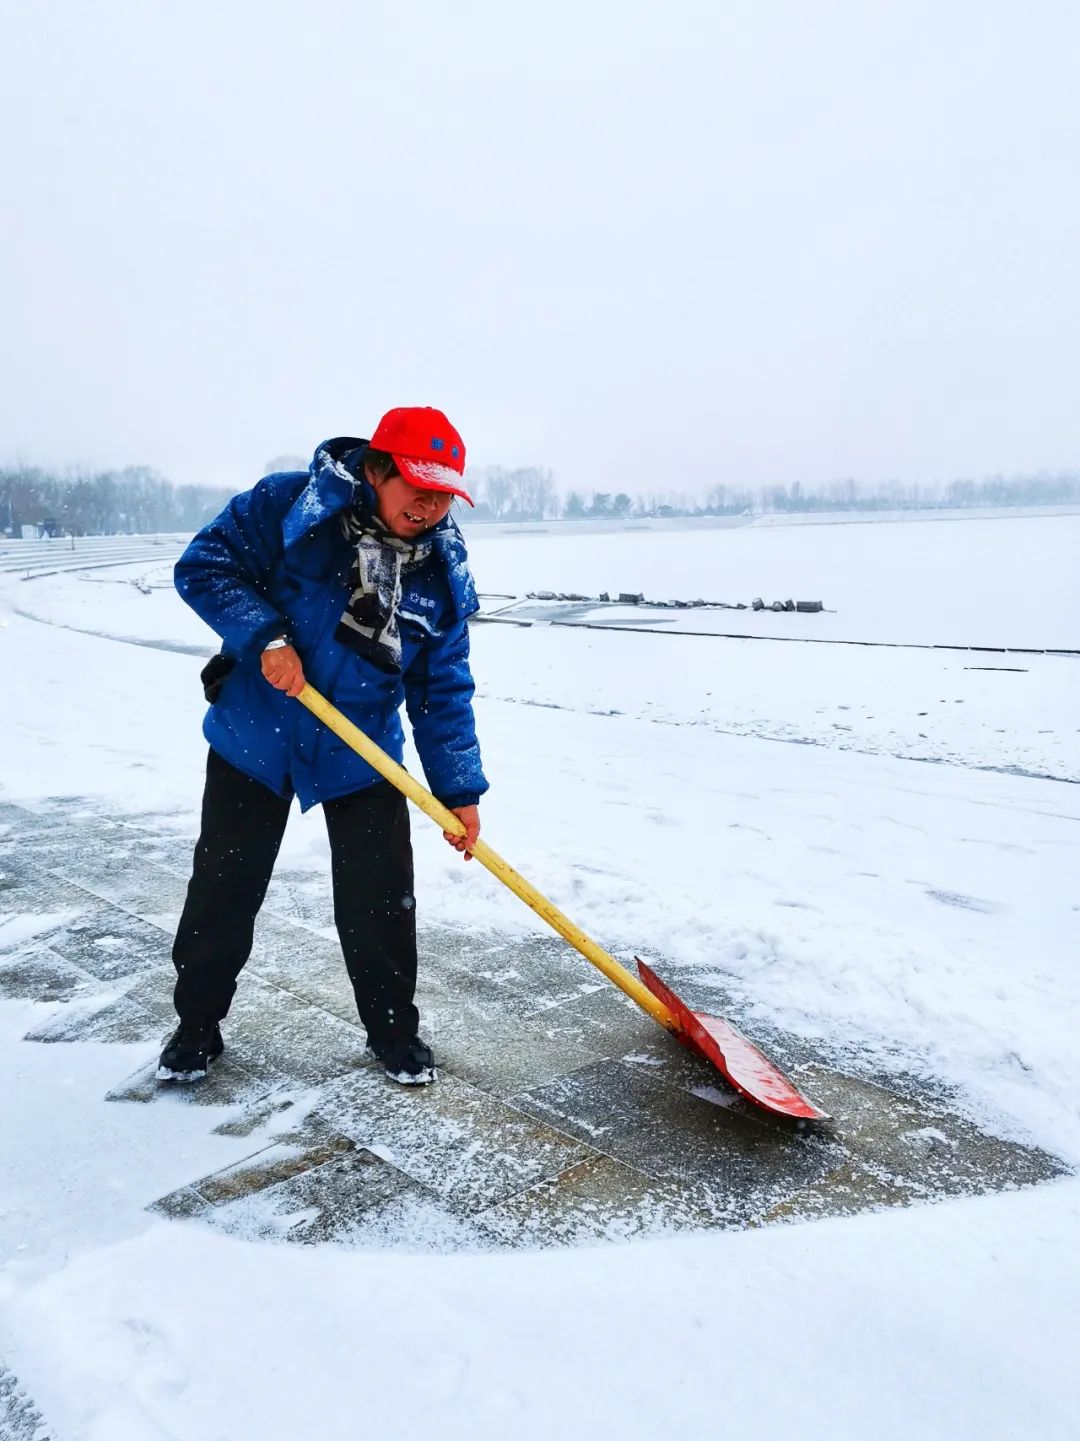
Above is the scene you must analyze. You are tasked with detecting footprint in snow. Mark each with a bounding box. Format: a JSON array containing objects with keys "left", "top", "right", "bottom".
[{"left": 925, "top": 889, "right": 1001, "bottom": 914}]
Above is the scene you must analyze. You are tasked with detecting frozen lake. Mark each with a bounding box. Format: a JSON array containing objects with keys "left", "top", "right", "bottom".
[{"left": 463, "top": 511, "right": 1079, "bottom": 650}]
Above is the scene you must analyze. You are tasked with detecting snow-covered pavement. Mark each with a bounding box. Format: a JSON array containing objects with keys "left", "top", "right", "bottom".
[{"left": 1, "top": 514, "right": 1078, "bottom": 1439}]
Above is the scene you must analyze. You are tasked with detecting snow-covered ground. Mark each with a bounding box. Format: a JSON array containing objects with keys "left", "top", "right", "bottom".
[{"left": 1, "top": 511, "right": 1078, "bottom": 1439}]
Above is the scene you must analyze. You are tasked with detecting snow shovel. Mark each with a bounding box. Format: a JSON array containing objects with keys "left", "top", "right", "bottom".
[{"left": 297, "top": 684, "right": 829, "bottom": 1125}]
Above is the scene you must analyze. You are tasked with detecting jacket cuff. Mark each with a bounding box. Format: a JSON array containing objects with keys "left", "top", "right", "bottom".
[
  {"left": 249, "top": 618, "right": 291, "bottom": 655},
  {"left": 438, "top": 792, "right": 481, "bottom": 811}
]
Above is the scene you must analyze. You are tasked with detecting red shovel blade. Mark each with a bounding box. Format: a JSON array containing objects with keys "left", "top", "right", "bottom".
[{"left": 637, "top": 960, "right": 830, "bottom": 1124}]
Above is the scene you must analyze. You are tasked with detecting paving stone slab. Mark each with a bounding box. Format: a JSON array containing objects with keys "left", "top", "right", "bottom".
[
  {"left": 261, "top": 867, "right": 337, "bottom": 930},
  {"left": 760, "top": 1158, "right": 919, "bottom": 1223},
  {"left": 25, "top": 902, "right": 173, "bottom": 981},
  {"left": 511, "top": 1058, "right": 838, "bottom": 1224},
  {"left": 190, "top": 1131, "right": 357, "bottom": 1206},
  {"left": 250, "top": 957, "right": 359, "bottom": 1025},
  {"left": 210, "top": 1084, "right": 359, "bottom": 1138},
  {"left": 148, "top": 1184, "right": 213, "bottom": 1221},
  {"left": 310, "top": 1069, "right": 591, "bottom": 1213},
  {"left": 0, "top": 863, "right": 100, "bottom": 926},
  {"left": 11, "top": 818, "right": 138, "bottom": 867},
  {"left": 409, "top": 957, "right": 549, "bottom": 1035},
  {"left": 24, "top": 988, "right": 171, "bottom": 1045},
  {"left": 434, "top": 1007, "right": 605, "bottom": 1097},
  {"left": 0, "top": 944, "right": 95, "bottom": 1002},
  {"left": 0, "top": 797, "right": 79, "bottom": 837},
  {"left": 106, "top": 1056, "right": 268, "bottom": 1108},
  {"left": 474, "top": 1154, "right": 724, "bottom": 1247},
  {"left": 432, "top": 927, "right": 614, "bottom": 1012},
  {"left": 47, "top": 855, "right": 189, "bottom": 923},
  {"left": 758, "top": 1066, "right": 1067, "bottom": 1222},
  {"left": 514, "top": 983, "right": 659, "bottom": 1056},
  {"left": 189, "top": 1146, "right": 489, "bottom": 1250},
  {"left": 215, "top": 976, "right": 368, "bottom": 1086},
  {"left": 245, "top": 914, "right": 356, "bottom": 1016},
  {"left": 0, "top": 844, "right": 56, "bottom": 889},
  {"left": 108, "top": 820, "right": 198, "bottom": 875},
  {"left": 0, "top": 803, "right": 161, "bottom": 860}
]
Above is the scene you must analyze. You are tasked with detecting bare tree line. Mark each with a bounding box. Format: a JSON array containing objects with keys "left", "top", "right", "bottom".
[
  {"left": 464, "top": 466, "right": 560, "bottom": 521},
  {"left": 3, "top": 457, "right": 1078, "bottom": 538},
  {"left": 737, "top": 472, "right": 1080, "bottom": 516},
  {"left": 495, "top": 470, "right": 1080, "bottom": 521},
  {"left": 0, "top": 463, "right": 235, "bottom": 538}
]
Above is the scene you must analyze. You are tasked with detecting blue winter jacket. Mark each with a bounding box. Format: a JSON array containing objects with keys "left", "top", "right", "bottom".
[{"left": 174, "top": 437, "right": 488, "bottom": 812}]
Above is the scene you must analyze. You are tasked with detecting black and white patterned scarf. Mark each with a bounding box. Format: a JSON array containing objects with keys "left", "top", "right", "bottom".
[{"left": 335, "top": 500, "right": 434, "bottom": 673}]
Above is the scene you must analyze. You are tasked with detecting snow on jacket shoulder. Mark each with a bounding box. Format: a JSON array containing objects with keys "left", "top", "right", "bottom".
[{"left": 174, "top": 439, "right": 488, "bottom": 813}]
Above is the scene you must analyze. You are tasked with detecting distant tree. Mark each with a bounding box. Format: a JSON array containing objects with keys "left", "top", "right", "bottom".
[
  {"left": 508, "top": 466, "right": 556, "bottom": 520},
  {"left": 589, "top": 492, "right": 611, "bottom": 516},
  {"left": 948, "top": 478, "right": 977, "bottom": 507},
  {"left": 763, "top": 485, "right": 790, "bottom": 513},
  {"left": 462, "top": 465, "right": 558, "bottom": 520},
  {"left": 564, "top": 491, "right": 586, "bottom": 518},
  {"left": 483, "top": 468, "right": 514, "bottom": 520},
  {"left": 612, "top": 493, "right": 632, "bottom": 518},
  {"left": 174, "top": 483, "right": 235, "bottom": 530}
]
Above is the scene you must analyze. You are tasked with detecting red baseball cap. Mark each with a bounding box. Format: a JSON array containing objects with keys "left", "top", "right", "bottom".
[{"left": 369, "top": 406, "right": 473, "bottom": 506}]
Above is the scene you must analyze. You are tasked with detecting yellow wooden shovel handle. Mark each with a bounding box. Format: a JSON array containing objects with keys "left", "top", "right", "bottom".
[{"left": 296, "top": 684, "right": 680, "bottom": 1034}]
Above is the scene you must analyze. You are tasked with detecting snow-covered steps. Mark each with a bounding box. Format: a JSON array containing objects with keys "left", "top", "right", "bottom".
[{"left": 0, "top": 534, "right": 187, "bottom": 580}]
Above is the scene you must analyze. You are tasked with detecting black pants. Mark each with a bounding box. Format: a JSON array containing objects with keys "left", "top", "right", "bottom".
[{"left": 172, "top": 748, "right": 419, "bottom": 1047}]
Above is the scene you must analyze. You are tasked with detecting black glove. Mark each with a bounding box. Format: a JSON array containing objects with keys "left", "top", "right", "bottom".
[{"left": 200, "top": 654, "right": 237, "bottom": 703}]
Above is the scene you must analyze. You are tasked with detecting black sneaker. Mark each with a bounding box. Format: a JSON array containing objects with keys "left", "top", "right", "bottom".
[
  {"left": 368, "top": 1035, "right": 436, "bottom": 1086},
  {"left": 156, "top": 1021, "right": 224, "bottom": 1083}
]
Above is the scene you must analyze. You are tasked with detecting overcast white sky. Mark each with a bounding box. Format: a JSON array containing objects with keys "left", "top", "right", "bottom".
[{"left": 2, "top": 1, "right": 1078, "bottom": 496}]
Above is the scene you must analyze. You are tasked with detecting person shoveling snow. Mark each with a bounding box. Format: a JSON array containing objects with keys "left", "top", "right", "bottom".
[
  {"left": 158, "top": 406, "right": 486, "bottom": 1087},
  {"left": 157, "top": 406, "right": 825, "bottom": 1122}
]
